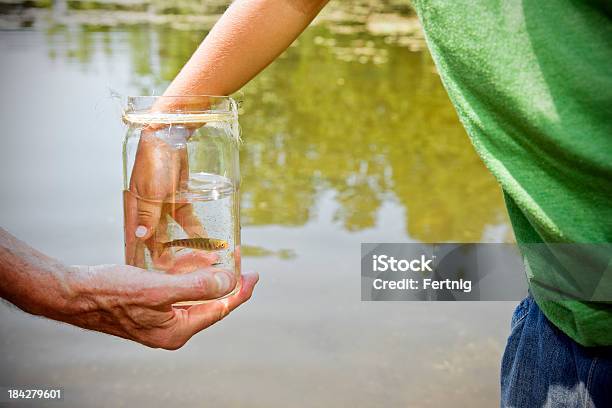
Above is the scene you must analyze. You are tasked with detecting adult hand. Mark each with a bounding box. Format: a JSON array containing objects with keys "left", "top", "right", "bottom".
[
  {"left": 64, "top": 257, "right": 257, "bottom": 349},
  {"left": 1, "top": 229, "right": 258, "bottom": 349}
]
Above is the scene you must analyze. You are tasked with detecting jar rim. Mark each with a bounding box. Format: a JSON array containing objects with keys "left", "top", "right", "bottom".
[
  {"left": 127, "top": 94, "right": 233, "bottom": 99},
  {"left": 125, "top": 94, "right": 237, "bottom": 115},
  {"left": 122, "top": 95, "right": 239, "bottom": 128}
]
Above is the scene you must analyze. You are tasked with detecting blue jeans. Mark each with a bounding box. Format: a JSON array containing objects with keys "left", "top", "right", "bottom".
[{"left": 501, "top": 295, "right": 612, "bottom": 407}]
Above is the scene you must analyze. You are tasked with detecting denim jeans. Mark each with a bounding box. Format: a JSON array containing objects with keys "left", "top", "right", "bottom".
[{"left": 501, "top": 295, "right": 612, "bottom": 407}]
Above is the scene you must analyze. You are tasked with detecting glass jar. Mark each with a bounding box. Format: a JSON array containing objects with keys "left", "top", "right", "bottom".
[{"left": 122, "top": 95, "right": 241, "bottom": 304}]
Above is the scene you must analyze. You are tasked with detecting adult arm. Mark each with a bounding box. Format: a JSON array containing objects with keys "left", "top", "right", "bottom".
[{"left": 0, "top": 228, "right": 258, "bottom": 350}]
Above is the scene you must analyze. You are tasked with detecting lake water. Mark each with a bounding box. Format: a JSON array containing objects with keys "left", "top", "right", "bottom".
[{"left": 0, "top": 3, "right": 516, "bottom": 407}]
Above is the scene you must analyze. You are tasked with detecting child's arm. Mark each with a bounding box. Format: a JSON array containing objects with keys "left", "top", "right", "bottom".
[
  {"left": 127, "top": 1, "right": 328, "bottom": 250},
  {"left": 164, "top": 0, "right": 329, "bottom": 96}
]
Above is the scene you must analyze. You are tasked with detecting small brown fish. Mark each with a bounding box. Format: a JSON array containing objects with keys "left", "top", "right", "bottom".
[{"left": 159, "top": 237, "right": 229, "bottom": 252}]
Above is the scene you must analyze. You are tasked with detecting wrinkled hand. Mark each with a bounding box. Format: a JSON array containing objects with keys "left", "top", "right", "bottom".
[
  {"left": 125, "top": 127, "right": 204, "bottom": 269},
  {"left": 64, "top": 253, "right": 258, "bottom": 349}
]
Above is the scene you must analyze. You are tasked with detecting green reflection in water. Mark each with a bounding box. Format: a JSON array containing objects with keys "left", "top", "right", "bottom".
[
  {"left": 239, "top": 26, "right": 510, "bottom": 242},
  {"left": 240, "top": 246, "right": 297, "bottom": 260},
  {"left": 44, "top": 21, "right": 510, "bottom": 243}
]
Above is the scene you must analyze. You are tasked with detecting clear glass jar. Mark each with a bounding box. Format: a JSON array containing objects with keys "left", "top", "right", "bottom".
[{"left": 122, "top": 95, "right": 241, "bottom": 304}]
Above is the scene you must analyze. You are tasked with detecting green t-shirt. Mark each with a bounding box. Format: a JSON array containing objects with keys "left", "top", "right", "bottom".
[{"left": 413, "top": 0, "right": 612, "bottom": 346}]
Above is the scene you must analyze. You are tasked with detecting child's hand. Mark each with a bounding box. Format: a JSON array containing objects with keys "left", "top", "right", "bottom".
[{"left": 124, "top": 128, "right": 204, "bottom": 269}]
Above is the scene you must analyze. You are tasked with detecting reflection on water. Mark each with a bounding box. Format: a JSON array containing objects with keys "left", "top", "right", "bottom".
[
  {"left": 240, "top": 245, "right": 297, "bottom": 260},
  {"left": 239, "top": 25, "right": 510, "bottom": 241},
  {"left": 42, "top": 19, "right": 510, "bottom": 243}
]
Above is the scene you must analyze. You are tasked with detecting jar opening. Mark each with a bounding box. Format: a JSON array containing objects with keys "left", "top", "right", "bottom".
[{"left": 123, "top": 95, "right": 238, "bottom": 126}]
